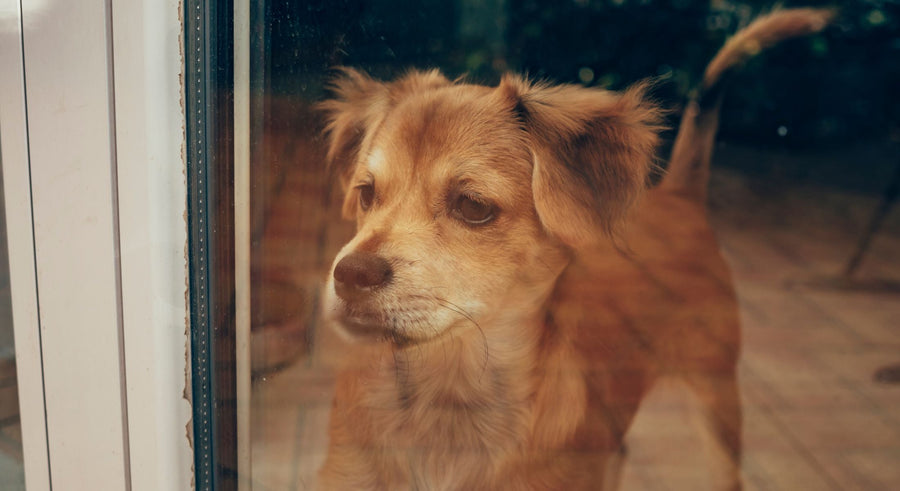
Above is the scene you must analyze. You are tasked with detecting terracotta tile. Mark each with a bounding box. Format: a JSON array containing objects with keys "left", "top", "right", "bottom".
[
  {"left": 843, "top": 449, "right": 900, "bottom": 490},
  {"left": 802, "top": 290, "right": 900, "bottom": 347},
  {"left": 813, "top": 350, "right": 900, "bottom": 424},
  {"left": 744, "top": 353, "right": 877, "bottom": 412},
  {"left": 735, "top": 285, "right": 862, "bottom": 351},
  {"left": 775, "top": 407, "right": 900, "bottom": 453},
  {"left": 749, "top": 450, "right": 839, "bottom": 491}
]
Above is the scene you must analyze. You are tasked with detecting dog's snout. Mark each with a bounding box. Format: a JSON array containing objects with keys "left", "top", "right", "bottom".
[{"left": 333, "top": 252, "right": 393, "bottom": 298}]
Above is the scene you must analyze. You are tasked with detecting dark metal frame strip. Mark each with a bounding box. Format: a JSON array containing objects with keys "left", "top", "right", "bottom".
[{"left": 185, "top": 0, "right": 237, "bottom": 489}]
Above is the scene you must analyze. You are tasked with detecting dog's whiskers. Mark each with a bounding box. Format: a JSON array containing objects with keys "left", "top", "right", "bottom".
[{"left": 434, "top": 297, "right": 491, "bottom": 379}]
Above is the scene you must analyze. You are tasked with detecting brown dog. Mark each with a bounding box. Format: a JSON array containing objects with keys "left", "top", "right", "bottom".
[{"left": 317, "top": 9, "right": 833, "bottom": 490}]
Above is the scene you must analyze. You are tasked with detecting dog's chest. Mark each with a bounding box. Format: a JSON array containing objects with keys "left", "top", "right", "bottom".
[{"left": 361, "top": 360, "right": 531, "bottom": 488}]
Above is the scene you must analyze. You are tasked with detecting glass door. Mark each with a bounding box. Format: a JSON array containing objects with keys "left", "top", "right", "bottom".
[
  {"left": 0, "top": 153, "right": 24, "bottom": 491},
  {"left": 192, "top": 1, "right": 900, "bottom": 490}
]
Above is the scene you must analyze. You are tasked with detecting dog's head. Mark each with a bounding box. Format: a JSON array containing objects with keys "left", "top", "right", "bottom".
[{"left": 319, "top": 68, "right": 661, "bottom": 344}]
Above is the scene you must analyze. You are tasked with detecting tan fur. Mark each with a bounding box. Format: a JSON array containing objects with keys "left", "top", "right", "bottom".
[
  {"left": 701, "top": 8, "right": 835, "bottom": 93},
  {"left": 317, "top": 8, "right": 832, "bottom": 490}
]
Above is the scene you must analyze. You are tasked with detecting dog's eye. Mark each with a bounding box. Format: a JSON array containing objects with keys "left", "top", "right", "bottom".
[
  {"left": 357, "top": 184, "right": 375, "bottom": 211},
  {"left": 454, "top": 194, "right": 495, "bottom": 225}
]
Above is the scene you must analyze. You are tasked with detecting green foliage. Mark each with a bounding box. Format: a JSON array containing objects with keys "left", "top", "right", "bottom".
[{"left": 266, "top": 0, "right": 899, "bottom": 146}]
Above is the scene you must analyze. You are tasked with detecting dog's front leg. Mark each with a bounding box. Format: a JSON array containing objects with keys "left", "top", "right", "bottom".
[
  {"left": 600, "top": 445, "right": 628, "bottom": 491},
  {"left": 687, "top": 370, "right": 743, "bottom": 491}
]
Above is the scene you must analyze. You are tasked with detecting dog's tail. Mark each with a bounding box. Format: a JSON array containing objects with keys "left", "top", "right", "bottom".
[{"left": 659, "top": 7, "right": 836, "bottom": 201}]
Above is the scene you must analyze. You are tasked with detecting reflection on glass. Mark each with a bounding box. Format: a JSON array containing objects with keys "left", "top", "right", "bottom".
[
  {"left": 244, "top": 2, "right": 900, "bottom": 490},
  {"left": 0, "top": 152, "right": 25, "bottom": 490}
]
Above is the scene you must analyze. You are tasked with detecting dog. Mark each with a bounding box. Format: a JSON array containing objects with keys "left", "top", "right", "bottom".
[{"left": 316, "top": 8, "right": 834, "bottom": 490}]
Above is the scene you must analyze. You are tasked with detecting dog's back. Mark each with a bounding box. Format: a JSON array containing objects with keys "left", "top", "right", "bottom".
[
  {"left": 564, "top": 7, "right": 837, "bottom": 383},
  {"left": 556, "top": 8, "right": 835, "bottom": 489}
]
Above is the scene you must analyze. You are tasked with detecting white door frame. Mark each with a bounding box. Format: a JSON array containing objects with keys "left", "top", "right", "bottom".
[
  {"left": 0, "top": 0, "right": 193, "bottom": 489},
  {"left": 112, "top": 1, "right": 194, "bottom": 490},
  {"left": 0, "top": 0, "right": 51, "bottom": 488}
]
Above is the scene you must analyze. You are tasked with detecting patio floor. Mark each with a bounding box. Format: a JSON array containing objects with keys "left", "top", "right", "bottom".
[{"left": 249, "top": 139, "right": 900, "bottom": 490}]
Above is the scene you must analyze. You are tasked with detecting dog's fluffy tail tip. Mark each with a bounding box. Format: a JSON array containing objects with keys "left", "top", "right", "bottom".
[
  {"left": 702, "top": 7, "right": 837, "bottom": 91},
  {"left": 661, "top": 7, "right": 836, "bottom": 201}
]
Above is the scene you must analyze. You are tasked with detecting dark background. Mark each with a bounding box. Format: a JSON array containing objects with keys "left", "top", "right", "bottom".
[{"left": 256, "top": 0, "right": 899, "bottom": 192}]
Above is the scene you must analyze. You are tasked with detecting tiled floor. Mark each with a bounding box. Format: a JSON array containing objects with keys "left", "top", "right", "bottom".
[
  {"left": 704, "top": 167, "right": 900, "bottom": 491},
  {"left": 250, "top": 138, "right": 900, "bottom": 490}
]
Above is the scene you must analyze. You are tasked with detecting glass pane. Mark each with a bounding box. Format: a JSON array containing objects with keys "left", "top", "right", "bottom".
[
  {"left": 0, "top": 150, "right": 25, "bottom": 490},
  {"left": 228, "top": 1, "right": 900, "bottom": 489}
]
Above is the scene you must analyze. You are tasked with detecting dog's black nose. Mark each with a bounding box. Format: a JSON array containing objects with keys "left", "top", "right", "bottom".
[{"left": 333, "top": 252, "right": 392, "bottom": 298}]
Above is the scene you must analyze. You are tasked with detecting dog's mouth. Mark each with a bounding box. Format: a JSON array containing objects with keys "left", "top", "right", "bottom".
[
  {"left": 326, "top": 280, "right": 481, "bottom": 346},
  {"left": 337, "top": 312, "right": 392, "bottom": 340},
  {"left": 332, "top": 306, "right": 414, "bottom": 345}
]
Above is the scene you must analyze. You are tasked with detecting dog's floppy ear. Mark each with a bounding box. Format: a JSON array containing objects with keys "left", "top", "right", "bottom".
[
  {"left": 319, "top": 68, "right": 389, "bottom": 199},
  {"left": 497, "top": 75, "right": 662, "bottom": 247},
  {"left": 319, "top": 68, "right": 452, "bottom": 219}
]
